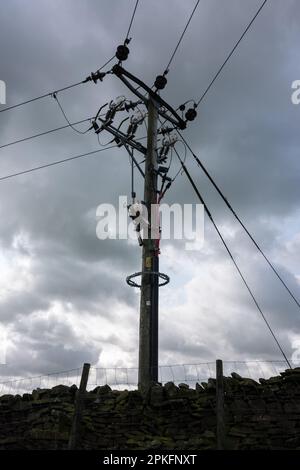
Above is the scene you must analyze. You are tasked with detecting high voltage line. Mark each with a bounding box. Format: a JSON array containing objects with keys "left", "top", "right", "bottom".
[
  {"left": 177, "top": 130, "right": 300, "bottom": 311},
  {"left": 164, "top": 0, "right": 201, "bottom": 73},
  {"left": 0, "top": 135, "right": 147, "bottom": 182},
  {"left": 0, "top": 55, "right": 115, "bottom": 116},
  {"left": 0, "top": 80, "right": 85, "bottom": 115},
  {"left": 195, "top": 0, "right": 268, "bottom": 107},
  {"left": 125, "top": 0, "right": 140, "bottom": 43},
  {"left": 174, "top": 146, "right": 291, "bottom": 369},
  {"left": 0, "top": 118, "right": 93, "bottom": 151},
  {"left": 0, "top": 145, "right": 118, "bottom": 182}
]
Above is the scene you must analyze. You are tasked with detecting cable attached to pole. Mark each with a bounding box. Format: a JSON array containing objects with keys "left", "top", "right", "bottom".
[
  {"left": 177, "top": 131, "right": 300, "bottom": 311},
  {"left": 195, "top": 0, "right": 268, "bottom": 107},
  {"left": 0, "top": 117, "right": 93, "bottom": 151},
  {"left": 0, "top": 81, "right": 84, "bottom": 116},
  {"left": 52, "top": 93, "right": 91, "bottom": 135},
  {"left": 164, "top": 0, "right": 201, "bottom": 74},
  {"left": 0, "top": 58, "right": 113, "bottom": 116},
  {"left": 153, "top": 0, "right": 200, "bottom": 93},
  {"left": 0, "top": 145, "right": 119, "bottom": 182},
  {"left": 173, "top": 147, "right": 291, "bottom": 369},
  {"left": 0, "top": 136, "right": 148, "bottom": 183},
  {"left": 125, "top": 0, "right": 140, "bottom": 43}
]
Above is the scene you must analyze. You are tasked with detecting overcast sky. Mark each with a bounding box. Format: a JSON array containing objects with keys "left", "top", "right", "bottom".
[{"left": 0, "top": 0, "right": 300, "bottom": 380}]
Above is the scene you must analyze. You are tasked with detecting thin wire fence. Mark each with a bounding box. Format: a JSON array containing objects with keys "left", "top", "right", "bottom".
[
  {"left": 0, "top": 360, "right": 292, "bottom": 396},
  {"left": 0, "top": 368, "right": 82, "bottom": 396}
]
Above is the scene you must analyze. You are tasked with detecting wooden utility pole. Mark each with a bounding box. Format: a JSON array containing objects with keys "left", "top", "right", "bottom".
[{"left": 138, "top": 97, "right": 159, "bottom": 391}]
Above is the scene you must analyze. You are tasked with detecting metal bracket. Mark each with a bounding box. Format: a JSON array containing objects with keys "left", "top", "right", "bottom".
[
  {"left": 97, "top": 117, "right": 147, "bottom": 155},
  {"left": 126, "top": 271, "right": 170, "bottom": 288},
  {"left": 112, "top": 64, "right": 186, "bottom": 130}
]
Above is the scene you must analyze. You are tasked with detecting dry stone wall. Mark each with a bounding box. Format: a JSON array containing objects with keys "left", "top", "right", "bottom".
[{"left": 0, "top": 368, "right": 299, "bottom": 450}]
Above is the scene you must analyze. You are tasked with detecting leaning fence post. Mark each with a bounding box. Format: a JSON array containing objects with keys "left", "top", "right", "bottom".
[
  {"left": 216, "top": 359, "right": 225, "bottom": 450},
  {"left": 68, "top": 363, "right": 90, "bottom": 450}
]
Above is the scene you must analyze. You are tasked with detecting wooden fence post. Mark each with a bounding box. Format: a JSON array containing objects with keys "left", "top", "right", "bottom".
[
  {"left": 216, "top": 359, "right": 225, "bottom": 450},
  {"left": 68, "top": 363, "right": 90, "bottom": 450}
]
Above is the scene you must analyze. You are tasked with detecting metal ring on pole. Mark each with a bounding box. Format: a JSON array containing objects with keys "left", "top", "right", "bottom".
[{"left": 126, "top": 271, "right": 170, "bottom": 288}]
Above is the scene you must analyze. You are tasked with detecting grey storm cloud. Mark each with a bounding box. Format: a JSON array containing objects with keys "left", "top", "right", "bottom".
[{"left": 0, "top": 0, "right": 300, "bottom": 378}]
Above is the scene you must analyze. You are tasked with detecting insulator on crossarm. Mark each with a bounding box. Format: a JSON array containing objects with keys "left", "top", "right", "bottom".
[
  {"left": 185, "top": 107, "right": 197, "bottom": 121},
  {"left": 164, "top": 132, "right": 178, "bottom": 146},
  {"left": 92, "top": 121, "right": 100, "bottom": 133},
  {"left": 127, "top": 122, "right": 138, "bottom": 137},
  {"left": 105, "top": 96, "right": 126, "bottom": 121},
  {"left": 123, "top": 100, "right": 143, "bottom": 112},
  {"left": 110, "top": 96, "right": 126, "bottom": 109},
  {"left": 83, "top": 71, "right": 106, "bottom": 84},
  {"left": 116, "top": 44, "right": 130, "bottom": 61},
  {"left": 105, "top": 108, "right": 115, "bottom": 122},
  {"left": 154, "top": 75, "right": 167, "bottom": 90},
  {"left": 157, "top": 145, "right": 169, "bottom": 164},
  {"left": 130, "top": 109, "right": 146, "bottom": 125},
  {"left": 158, "top": 126, "right": 173, "bottom": 135}
]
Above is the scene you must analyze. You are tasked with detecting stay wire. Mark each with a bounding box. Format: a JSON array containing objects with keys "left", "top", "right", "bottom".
[
  {"left": 173, "top": 147, "right": 291, "bottom": 369},
  {"left": 177, "top": 130, "right": 300, "bottom": 311}
]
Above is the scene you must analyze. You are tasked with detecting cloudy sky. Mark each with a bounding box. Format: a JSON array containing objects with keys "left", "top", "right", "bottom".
[{"left": 0, "top": 0, "right": 300, "bottom": 380}]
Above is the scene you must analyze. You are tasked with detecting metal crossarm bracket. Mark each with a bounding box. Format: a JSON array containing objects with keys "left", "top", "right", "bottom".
[
  {"left": 97, "top": 117, "right": 147, "bottom": 155},
  {"left": 112, "top": 64, "right": 186, "bottom": 130}
]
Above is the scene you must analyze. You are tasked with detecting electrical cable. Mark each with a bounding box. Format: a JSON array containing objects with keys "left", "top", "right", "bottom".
[
  {"left": 0, "top": 136, "right": 148, "bottom": 182},
  {"left": 124, "top": 142, "right": 145, "bottom": 179},
  {"left": 177, "top": 130, "right": 300, "bottom": 311},
  {"left": 171, "top": 140, "right": 187, "bottom": 181},
  {"left": 165, "top": 0, "right": 201, "bottom": 74},
  {"left": 97, "top": 132, "right": 115, "bottom": 147},
  {"left": 96, "top": 55, "right": 115, "bottom": 73},
  {"left": 52, "top": 93, "right": 91, "bottom": 134},
  {"left": 125, "top": 0, "right": 140, "bottom": 43},
  {"left": 173, "top": 146, "right": 291, "bottom": 369},
  {"left": 0, "top": 145, "right": 118, "bottom": 182},
  {"left": 0, "top": 57, "right": 114, "bottom": 116},
  {"left": 195, "top": 0, "right": 268, "bottom": 107},
  {"left": 0, "top": 81, "right": 85, "bottom": 116},
  {"left": 0, "top": 117, "right": 93, "bottom": 151}
]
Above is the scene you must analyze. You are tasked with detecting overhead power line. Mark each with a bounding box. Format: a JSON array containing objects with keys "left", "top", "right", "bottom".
[
  {"left": 96, "top": 55, "right": 115, "bottom": 73},
  {"left": 0, "top": 135, "right": 147, "bottom": 182},
  {"left": 0, "top": 145, "right": 118, "bottom": 182},
  {"left": 0, "top": 81, "right": 84, "bottom": 115},
  {"left": 52, "top": 94, "right": 91, "bottom": 135},
  {"left": 196, "top": 0, "right": 268, "bottom": 106},
  {"left": 125, "top": 0, "right": 141, "bottom": 42},
  {"left": 173, "top": 147, "right": 291, "bottom": 369},
  {"left": 0, "top": 56, "right": 115, "bottom": 116},
  {"left": 165, "top": 0, "right": 201, "bottom": 73},
  {"left": 0, "top": 117, "right": 93, "bottom": 151},
  {"left": 177, "top": 131, "right": 300, "bottom": 311}
]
